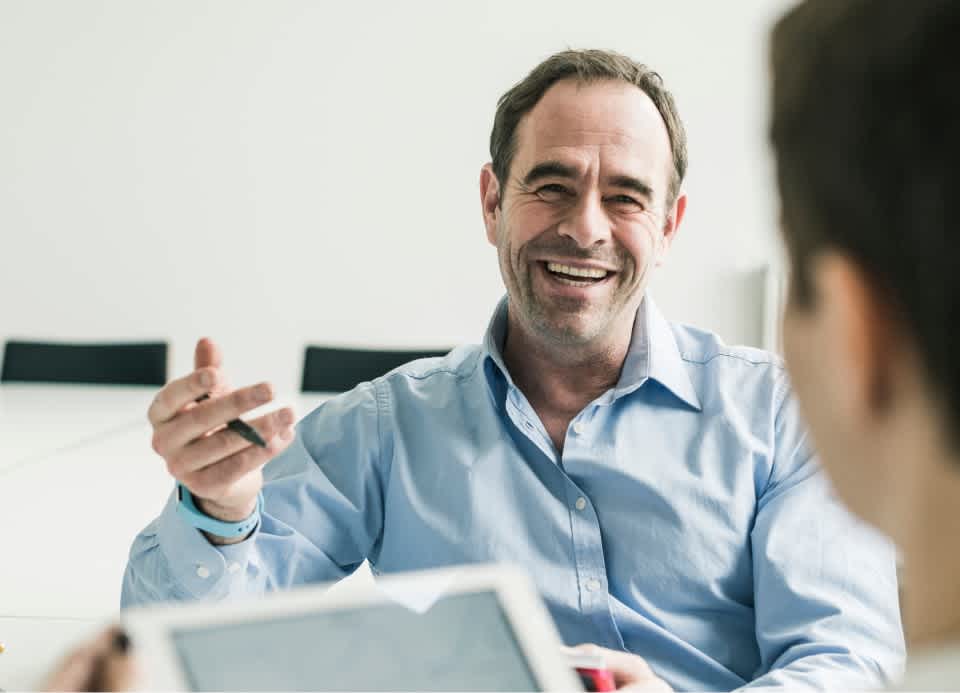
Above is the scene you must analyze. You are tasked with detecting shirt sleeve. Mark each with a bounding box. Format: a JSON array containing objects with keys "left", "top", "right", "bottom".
[
  {"left": 121, "top": 381, "right": 389, "bottom": 608},
  {"left": 742, "top": 381, "right": 906, "bottom": 690}
]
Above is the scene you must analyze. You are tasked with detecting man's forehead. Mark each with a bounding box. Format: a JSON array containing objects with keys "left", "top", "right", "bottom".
[{"left": 514, "top": 80, "right": 671, "bottom": 172}]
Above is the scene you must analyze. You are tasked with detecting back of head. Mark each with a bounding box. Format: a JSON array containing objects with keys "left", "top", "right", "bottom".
[{"left": 770, "top": 0, "right": 960, "bottom": 448}]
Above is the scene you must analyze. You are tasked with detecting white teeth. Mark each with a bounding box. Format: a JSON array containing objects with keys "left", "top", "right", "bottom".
[{"left": 546, "top": 262, "right": 608, "bottom": 279}]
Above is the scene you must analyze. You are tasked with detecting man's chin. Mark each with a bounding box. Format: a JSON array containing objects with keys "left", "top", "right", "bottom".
[
  {"left": 532, "top": 316, "right": 604, "bottom": 346},
  {"left": 517, "top": 294, "right": 615, "bottom": 345}
]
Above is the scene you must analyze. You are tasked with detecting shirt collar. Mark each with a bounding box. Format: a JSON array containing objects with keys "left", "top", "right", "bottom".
[
  {"left": 481, "top": 294, "right": 701, "bottom": 411},
  {"left": 481, "top": 297, "right": 514, "bottom": 406},
  {"left": 617, "top": 295, "right": 701, "bottom": 410}
]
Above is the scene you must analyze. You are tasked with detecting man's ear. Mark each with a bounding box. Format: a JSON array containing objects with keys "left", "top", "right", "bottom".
[
  {"left": 480, "top": 163, "right": 501, "bottom": 246},
  {"left": 815, "top": 253, "right": 900, "bottom": 419},
  {"left": 655, "top": 192, "right": 687, "bottom": 267}
]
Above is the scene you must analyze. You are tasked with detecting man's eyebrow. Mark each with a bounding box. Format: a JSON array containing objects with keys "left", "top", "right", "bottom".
[
  {"left": 608, "top": 175, "right": 654, "bottom": 200},
  {"left": 521, "top": 161, "right": 579, "bottom": 187}
]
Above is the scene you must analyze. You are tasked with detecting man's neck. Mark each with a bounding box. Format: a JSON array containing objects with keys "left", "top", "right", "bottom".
[
  {"left": 902, "top": 458, "right": 960, "bottom": 649},
  {"left": 502, "top": 311, "right": 634, "bottom": 419}
]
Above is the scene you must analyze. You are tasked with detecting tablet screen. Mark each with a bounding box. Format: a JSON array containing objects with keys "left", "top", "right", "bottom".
[{"left": 170, "top": 591, "right": 541, "bottom": 691}]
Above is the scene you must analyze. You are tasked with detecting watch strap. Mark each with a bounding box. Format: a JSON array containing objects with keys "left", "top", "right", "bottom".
[{"left": 176, "top": 483, "right": 263, "bottom": 539}]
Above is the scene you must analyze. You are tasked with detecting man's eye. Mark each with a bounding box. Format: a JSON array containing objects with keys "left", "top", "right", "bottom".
[
  {"left": 535, "top": 184, "right": 573, "bottom": 199},
  {"left": 606, "top": 195, "right": 643, "bottom": 209}
]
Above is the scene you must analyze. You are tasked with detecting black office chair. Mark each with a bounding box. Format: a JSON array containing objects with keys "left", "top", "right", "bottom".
[
  {"left": 300, "top": 346, "right": 451, "bottom": 393},
  {"left": 1, "top": 340, "right": 169, "bottom": 386}
]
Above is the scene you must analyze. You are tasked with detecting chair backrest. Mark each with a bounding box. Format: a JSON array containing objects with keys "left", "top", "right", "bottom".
[
  {"left": 1, "top": 340, "right": 168, "bottom": 386},
  {"left": 300, "top": 346, "right": 451, "bottom": 393}
]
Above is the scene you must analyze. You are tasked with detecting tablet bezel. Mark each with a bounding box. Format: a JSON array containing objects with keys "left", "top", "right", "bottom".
[{"left": 122, "top": 563, "right": 583, "bottom": 691}]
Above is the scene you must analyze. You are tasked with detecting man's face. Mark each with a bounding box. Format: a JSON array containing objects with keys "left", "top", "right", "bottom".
[{"left": 482, "top": 79, "right": 683, "bottom": 348}]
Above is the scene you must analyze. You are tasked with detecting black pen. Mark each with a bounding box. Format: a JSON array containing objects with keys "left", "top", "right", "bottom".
[{"left": 195, "top": 393, "right": 268, "bottom": 448}]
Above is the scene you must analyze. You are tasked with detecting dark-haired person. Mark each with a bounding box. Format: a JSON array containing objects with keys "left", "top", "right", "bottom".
[
  {"left": 768, "top": 0, "right": 960, "bottom": 687},
  {"left": 122, "top": 50, "right": 904, "bottom": 690}
]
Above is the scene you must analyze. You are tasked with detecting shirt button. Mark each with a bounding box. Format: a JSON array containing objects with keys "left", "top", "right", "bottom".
[
  {"left": 196, "top": 564, "right": 211, "bottom": 579},
  {"left": 575, "top": 497, "right": 587, "bottom": 511},
  {"left": 585, "top": 578, "right": 602, "bottom": 592},
  {"left": 228, "top": 562, "right": 241, "bottom": 574},
  {"left": 572, "top": 421, "right": 586, "bottom": 435}
]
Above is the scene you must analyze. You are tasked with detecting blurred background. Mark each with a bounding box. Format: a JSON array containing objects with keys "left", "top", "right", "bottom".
[{"left": 1, "top": 0, "right": 791, "bottom": 393}]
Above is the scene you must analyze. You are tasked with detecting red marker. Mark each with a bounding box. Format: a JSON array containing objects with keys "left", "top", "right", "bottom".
[{"left": 564, "top": 649, "right": 617, "bottom": 692}]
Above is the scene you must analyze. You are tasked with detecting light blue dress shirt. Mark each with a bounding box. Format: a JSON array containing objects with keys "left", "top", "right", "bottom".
[{"left": 122, "top": 297, "right": 904, "bottom": 691}]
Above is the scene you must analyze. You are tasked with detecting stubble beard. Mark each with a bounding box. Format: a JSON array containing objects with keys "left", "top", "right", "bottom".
[
  {"left": 506, "top": 244, "right": 635, "bottom": 350},
  {"left": 519, "top": 272, "right": 614, "bottom": 346},
  {"left": 497, "top": 221, "right": 635, "bottom": 350}
]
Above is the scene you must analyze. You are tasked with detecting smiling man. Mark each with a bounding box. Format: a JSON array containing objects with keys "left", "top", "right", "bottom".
[
  {"left": 479, "top": 76, "right": 683, "bottom": 456},
  {"left": 123, "top": 50, "right": 903, "bottom": 690}
]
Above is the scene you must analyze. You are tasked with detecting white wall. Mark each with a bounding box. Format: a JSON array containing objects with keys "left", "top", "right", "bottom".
[{"left": 0, "top": 0, "right": 792, "bottom": 394}]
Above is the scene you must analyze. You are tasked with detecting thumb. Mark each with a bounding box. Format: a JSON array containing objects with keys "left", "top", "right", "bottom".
[
  {"left": 89, "top": 630, "right": 135, "bottom": 692},
  {"left": 194, "top": 337, "right": 223, "bottom": 372},
  {"left": 92, "top": 650, "right": 135, "bottom": 691}
]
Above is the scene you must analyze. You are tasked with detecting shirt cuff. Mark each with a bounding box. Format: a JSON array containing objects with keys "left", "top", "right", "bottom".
[{"left": 155, "top": 487, "right": 260, "bottom": 599}]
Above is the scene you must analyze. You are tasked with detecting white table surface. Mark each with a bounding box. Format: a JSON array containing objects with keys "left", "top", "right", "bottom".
[
  {"left": 0, "top": 384, "right": 157, "bottom": 474},
  {"left": 0, "top": 616, "right": 101, "bottom": 691},
  {"left": 0, "top": 386, "right": 330, "bottom": 616},
  {"left": 0, "top": 385, "right": 331, "bottom": 687},
  {"left": 0, "top": 422, "right": 169, "bottom": 619}
]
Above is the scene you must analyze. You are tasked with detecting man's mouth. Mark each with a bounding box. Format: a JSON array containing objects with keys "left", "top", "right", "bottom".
[{"left": 541, "top": 261, "right": 613, "bottom": 287}]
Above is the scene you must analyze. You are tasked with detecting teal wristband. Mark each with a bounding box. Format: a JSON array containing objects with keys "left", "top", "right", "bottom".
[{"left": 176, "top": 483, "right": 263, "bottom": 539}]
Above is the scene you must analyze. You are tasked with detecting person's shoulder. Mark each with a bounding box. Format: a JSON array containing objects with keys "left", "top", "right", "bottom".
[
  {"left": 670, "top": 320, "right": 785, "bottom": 373},
  {"left": 378, "top": 345, "right": 482, "bottom": 380},
  {"left": 297, "top": 346, "right": 484, "bottom": 432},
  {"left": 376, "top": 345, "right": 485, "bottom": 389},
  {"left": 667, "top": 320, "right": 790, "bottom": 408}
]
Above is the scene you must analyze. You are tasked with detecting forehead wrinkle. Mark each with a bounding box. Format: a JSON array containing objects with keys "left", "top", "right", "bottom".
[{"left": 531, "top": 142, "right": 654, "bottom": 187}]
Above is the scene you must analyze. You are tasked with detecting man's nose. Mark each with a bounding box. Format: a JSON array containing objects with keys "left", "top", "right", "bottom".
[{"left": 556, "top": 195, "right": 611, "bottom": 249}]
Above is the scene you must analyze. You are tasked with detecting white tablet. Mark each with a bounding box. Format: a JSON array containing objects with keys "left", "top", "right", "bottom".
[{"left": 122, "top": 563, "right": 583, "bottom": 691}]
